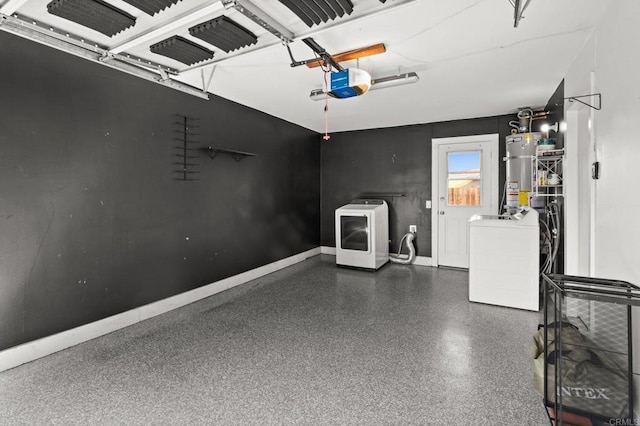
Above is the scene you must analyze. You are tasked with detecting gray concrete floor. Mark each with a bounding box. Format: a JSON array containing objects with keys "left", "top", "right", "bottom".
[{"left": 0, "top": 255, "right": 549, "bottom": 425}]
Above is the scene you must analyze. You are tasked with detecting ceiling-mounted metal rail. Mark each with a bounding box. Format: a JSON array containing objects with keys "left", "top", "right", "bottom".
[
  {"left": 558, "top": 93, "right": 602, "bottom": 111},
  {"left": 222, "top": 0, "right": 294, "bottom": 43},
  {"left": 185, "top": 0, "right": 421, "bottom": 73},
  {"left": 287, "top": 37, "right": 344, "bottom": 71},
  {"left": 0, "top": 13, "right": 208, "bottom": 100}
]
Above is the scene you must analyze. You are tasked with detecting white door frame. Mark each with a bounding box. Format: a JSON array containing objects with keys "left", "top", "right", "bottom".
[
  {"left": 564, "top": 71, "right": 598, "bottom": 277},
  {"left": 431, "top": 134, "right": 500, "bottom": 267}
]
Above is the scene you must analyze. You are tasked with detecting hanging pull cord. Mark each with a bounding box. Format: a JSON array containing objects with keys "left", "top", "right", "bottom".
[{"left": 322, "top": 59, "right": 331, "bottom": 141}]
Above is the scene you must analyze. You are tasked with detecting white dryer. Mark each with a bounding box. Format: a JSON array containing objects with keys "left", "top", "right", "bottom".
[{"left": 335, "top": 199, "right": 389, "bottom": 270}]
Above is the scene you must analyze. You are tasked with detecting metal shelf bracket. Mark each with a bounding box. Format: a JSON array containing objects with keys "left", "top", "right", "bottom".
[
  {"left": 560, "top": 93, "right": 602, "bottom": 111},
  {"left": 201, "top": 146, "right": 257, "bottom": 162}
]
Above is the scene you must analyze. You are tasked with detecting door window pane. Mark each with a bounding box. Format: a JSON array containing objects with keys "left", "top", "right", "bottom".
[
  {"left": 447, "top": 151, "right": 481, "bottom": 206},
  {"left": 340, "top": 215, "right": 369, "bottom": 251}
]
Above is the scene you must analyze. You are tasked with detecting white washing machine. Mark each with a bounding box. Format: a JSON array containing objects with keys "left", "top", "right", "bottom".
[
  {"left": 468, "top": 209, "right": 540, "bottom": 311},
  {"left": 335, "top": 199, "right": 389, "bottom": 270}
]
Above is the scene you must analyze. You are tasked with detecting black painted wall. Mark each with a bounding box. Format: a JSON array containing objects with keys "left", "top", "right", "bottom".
[
  {"left": 541, "top": 80, "right": 565, "bottom": 273},
  {"left": 321, "top": 116, "right": 514, "bottom": 256},
  {"left": 542, "top": 80, "right": 565, "bottom": 149},
  {"left": 0, "top": 32, "right": 320, "bottom": 351}
]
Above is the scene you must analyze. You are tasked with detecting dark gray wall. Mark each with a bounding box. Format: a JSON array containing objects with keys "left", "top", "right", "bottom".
[
  {"left": 541, "top": 80, "right": 565, "bottom": 273},
  {"left": 0, "top": 32, "right": 320, "bottom": 351},
  {"left": 542, "top": 80, "right": 565, "bottom": 148},
  {"left": 320, "top": 116, "right": 514, "bottom": 256}
]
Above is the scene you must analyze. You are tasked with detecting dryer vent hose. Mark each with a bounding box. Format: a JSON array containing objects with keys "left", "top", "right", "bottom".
[{"left": 389, "top": 232, "right": 416, "bottom": 265}]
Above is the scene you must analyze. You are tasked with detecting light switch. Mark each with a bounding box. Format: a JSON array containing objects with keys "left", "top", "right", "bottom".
[{"left": 425, "top": 200, "right": 432, "bottom": 209}]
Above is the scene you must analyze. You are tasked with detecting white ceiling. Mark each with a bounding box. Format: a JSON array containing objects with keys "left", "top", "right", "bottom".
[{"left": 1, "top": 0, "right": 612, "bottom": 133}]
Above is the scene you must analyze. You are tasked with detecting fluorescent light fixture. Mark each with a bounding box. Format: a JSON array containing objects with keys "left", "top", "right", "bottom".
[
  {"left": 309, "top": 71, "right": 419, "bottom": 101},
  {"left": 370, "top": 71, "right": 419, "bottom": 91}
]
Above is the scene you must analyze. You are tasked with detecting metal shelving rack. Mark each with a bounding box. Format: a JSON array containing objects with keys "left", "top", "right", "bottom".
[
  {"left": 539, "top": 274, "right": 640, "bottom": 425},
  {"left": 173, "top": 114, "right": 200, "bottom": 181},
  {"left": 532, "top": 148, "right": 564, "bottom": 198}
]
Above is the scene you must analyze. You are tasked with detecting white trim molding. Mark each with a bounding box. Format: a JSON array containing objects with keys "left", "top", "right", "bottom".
[
  {"left": 431, "top": 134, "right": 500, "bottom": 268},
  {"left": 320, "top": 246, "right": 337, "bottom": 255},
  {"left": 0, "top": 247, "right": 321, "bottom": 372},
  {"left": 413, "top": 256, "right": 433, "bottom": 267}
]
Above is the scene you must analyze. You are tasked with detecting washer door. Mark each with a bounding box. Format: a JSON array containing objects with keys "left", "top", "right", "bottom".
[{"left": 339, "top": 213, "right": 370, "bottom": 252}]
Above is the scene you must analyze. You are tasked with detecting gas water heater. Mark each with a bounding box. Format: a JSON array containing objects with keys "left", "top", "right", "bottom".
[{"left": 505, "top": 132, "right": 541, "bottom": 213}]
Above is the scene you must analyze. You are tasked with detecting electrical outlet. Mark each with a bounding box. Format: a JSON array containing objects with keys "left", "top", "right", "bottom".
[{"left": 409, "top": 225, "right": 417, "bottom": 233}]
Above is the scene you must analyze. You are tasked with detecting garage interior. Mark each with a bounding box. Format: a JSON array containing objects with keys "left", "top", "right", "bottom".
[{"left": 0, "top": 0, "right": 639, "bottom": 424}]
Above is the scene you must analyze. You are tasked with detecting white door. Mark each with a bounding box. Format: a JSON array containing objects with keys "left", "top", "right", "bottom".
[{"left": 432, "top": 135, "right": 499, "bottom": 268}]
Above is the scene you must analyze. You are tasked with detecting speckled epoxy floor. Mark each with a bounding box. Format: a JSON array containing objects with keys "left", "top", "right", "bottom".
[{"left": 0, "top": 255, "right": 549, "bottom": 425}]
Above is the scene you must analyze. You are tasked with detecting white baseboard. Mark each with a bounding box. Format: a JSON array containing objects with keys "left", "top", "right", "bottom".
[
  {"left": 0, "top": 247, "right": 321, "bottom": 373},
  {"left": 413, "top": 256, "right": 433, "bottom": 267},
  {"left": 320, "top": 246, "right": 432, "bottom": 267},
  {"left": 320, "top": 246, "right": 337, "bottom": 255}
]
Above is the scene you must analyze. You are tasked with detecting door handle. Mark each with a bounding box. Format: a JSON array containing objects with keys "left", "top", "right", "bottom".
[{"left": 439, "top": 211, "right": 445, "bottom": 215}]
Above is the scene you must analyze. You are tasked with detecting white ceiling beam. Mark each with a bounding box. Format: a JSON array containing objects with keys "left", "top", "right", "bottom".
[
  {"left": 109, "top": 1, "right": 225, "bottom": 54},
  {"left": 0, "top": 0, "right": 30, "bottom": 15}
]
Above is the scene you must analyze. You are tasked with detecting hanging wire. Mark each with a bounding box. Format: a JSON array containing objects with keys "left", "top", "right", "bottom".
[{"left": 321, "top": 58, "right": 332, "bottom": 141}]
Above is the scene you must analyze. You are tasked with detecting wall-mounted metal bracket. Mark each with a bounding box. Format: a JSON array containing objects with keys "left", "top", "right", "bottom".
[
  {"left": 200, "top": 146, "right": 257, "bottom": 162},
  {"left": 360, "top": 193, "right": 406, "bottom": 201},
  {"left": 559, "top": 93, "right": 602, "bottom": 110},
  {"left": 200, "top": 65, "right": 216, "bottom": 93}
]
